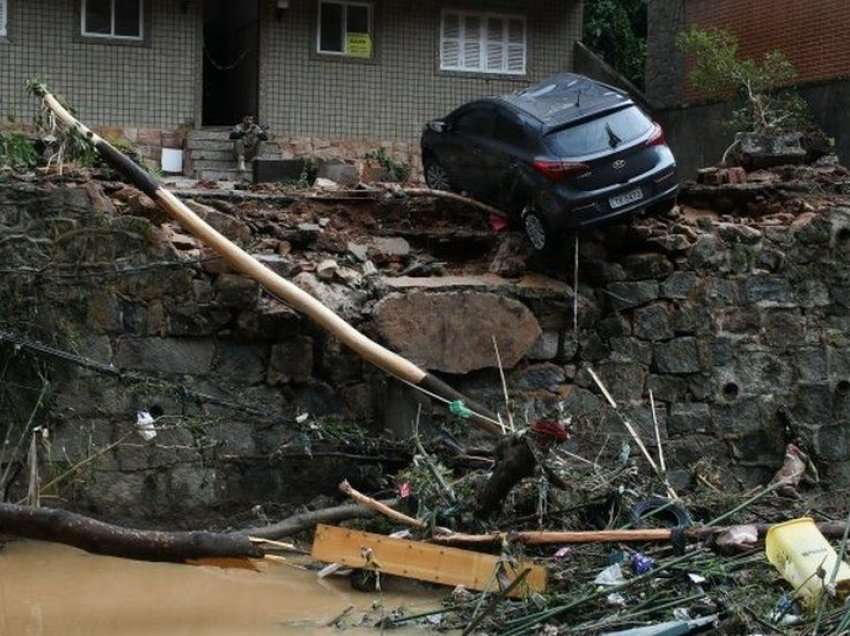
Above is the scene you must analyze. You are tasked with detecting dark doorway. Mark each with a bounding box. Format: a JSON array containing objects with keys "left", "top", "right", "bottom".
[{"left": 202, "top": 0, "right": 260, "bottom": 126}]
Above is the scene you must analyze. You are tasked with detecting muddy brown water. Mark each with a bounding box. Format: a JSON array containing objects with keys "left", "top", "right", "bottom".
[{"left": 0, "top": 542, "right": 445, "bottom": 635}]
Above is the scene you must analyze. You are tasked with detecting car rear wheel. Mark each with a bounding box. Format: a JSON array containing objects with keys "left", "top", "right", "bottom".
[
  {"left": 424, "top": 157, "right": 452, "bottom": 191},
  {"left": 522, "top": 206, "right": 553, "bottom": 253}
]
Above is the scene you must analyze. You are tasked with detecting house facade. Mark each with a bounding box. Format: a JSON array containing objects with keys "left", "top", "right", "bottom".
[{"left": 0, "top": 0, "right": 583, "bottom": 174}]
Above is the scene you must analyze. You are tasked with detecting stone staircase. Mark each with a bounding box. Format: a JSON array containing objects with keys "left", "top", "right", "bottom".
[{"left": 185, "top": 128, "right": 280, "bottom": 181}]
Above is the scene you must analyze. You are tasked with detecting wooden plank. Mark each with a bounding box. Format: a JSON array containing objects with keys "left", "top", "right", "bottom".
[{"left": 310, "top": 524, "right": 546, "bottom": 598}]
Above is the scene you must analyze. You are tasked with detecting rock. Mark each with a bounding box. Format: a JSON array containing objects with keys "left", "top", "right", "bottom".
[
  {"left": 633, "top": 303, "right": 673, "bottom": 341},
  {"left": 373, "top": 291, "right": 541, "bottom": 374},
  {"left": 213, "top": 342, "right": 268, "bottom": 385},
  {"left": 591, "top": 359, "right": 647, "bottom": 402},
  {"left": 317, "top": 259, "right": 339, "bottom": 280},
  {"left": 660, "top": 272, "right": 696, "bottom": 299},
  {"left": 314, "top": 177, "right": 340, "bottom": 191},
  {"left": 606, "top": 281, "right": 660, "bottom": 310},
  {"left": 622, "top": 253, "right": 673, "bottom": 280},
  {"left": 316, "top": 160, "right": 359, "bottom": 187},
  {"left": 668, "top": 403, "right": 712, "bottom": 435},
  {"left": 293, "top": 272, "right": 365, "bottom": 320},
  {"left": 185, "top": 199, "right": 251, "bottom": 244},
  {"left": 347, "top": 242, "right": 369, "bottom": 262},
  {"left": 268, "top": 336, "right": 314, "bottom": 384},
  {"left": 741, "top": 275, "right": 793, "bottom": 305},
  {"left": 215, "top": 273, "right": 259, "bottom": 306},
  {"left": 654, "top": 337, "right": 701, "bottom": 374},
  {"left": 527, "top": 331, "right": 559, "bottom": 361},
  {"left": 489, "top": 232, "right": 529, "bottom": 278},
  {"left": 115, "top": 337, "right": 215, "bottom": 375},
  {"left": 736, "top": 131, "right": 807, "bottom": 169},
  {"left": 513, "top": 363, "right": 566, "bottom": 392},
  {"left": 610, "top": 337, "right": 653, "bottom": 365},
  {"left": 371, "top": 236, "right": 410, "bottom": 259}
]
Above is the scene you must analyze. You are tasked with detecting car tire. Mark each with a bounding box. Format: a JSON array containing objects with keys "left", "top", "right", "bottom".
[
  {"left": 522, "top": 206, "right": 555, "bottom": 254},
  {"left": 424, "top": 156, "right": 453, "bottom": 192}
]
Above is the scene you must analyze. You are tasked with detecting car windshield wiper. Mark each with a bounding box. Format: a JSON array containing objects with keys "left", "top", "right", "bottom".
[{"left": 606, "top": 123, "right": 622, "bottom": 148}]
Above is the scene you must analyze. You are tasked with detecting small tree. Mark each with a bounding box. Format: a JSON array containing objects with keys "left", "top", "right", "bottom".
[{"left": 677, "top": 27, "right": 810, "bottom": 134}]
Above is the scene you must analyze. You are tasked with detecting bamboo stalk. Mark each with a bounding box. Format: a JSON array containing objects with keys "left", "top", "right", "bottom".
[{"left": 338, "top": 479, "right": 426, "bottom": 529}]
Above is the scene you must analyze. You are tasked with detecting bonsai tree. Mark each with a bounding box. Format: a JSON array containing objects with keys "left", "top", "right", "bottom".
[{"left": 677, "top": 27, "right": 810, "bottom": 135}]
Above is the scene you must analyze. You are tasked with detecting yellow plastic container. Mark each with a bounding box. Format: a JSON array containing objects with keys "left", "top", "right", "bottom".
[{"left": 765, "top": 517, "right": 850, "bottom": 606}]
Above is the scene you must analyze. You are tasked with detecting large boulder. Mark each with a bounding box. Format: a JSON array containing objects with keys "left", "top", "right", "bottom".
[{"left": 373, "top": 291, "right": 541, "bottom": 374}]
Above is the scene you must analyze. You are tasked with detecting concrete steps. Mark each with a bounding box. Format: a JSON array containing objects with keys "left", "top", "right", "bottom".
[{"left": 185, "top": 128, "right": 280, "bottom": 180}]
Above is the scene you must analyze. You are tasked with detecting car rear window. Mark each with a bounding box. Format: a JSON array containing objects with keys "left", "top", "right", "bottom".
[{"left": 544, "top": 106, "right": 653, "bottom": 157}]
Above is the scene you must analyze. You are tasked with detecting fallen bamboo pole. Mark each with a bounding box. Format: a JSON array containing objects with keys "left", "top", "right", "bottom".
[
  {"left": 433, "top": 522, "right": 850, "bottom": 546},
  {"left": 30, "top": 83, "right": 501, "bottom": 437}
]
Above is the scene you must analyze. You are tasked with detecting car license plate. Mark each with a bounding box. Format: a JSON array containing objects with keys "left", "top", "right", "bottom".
[{"left": 609, "top": 188, "right": 644, "bottom": 209}]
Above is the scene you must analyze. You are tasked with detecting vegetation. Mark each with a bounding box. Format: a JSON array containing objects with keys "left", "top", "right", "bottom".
[
  {"left": 583, "top": 0, "right": 647, "bottom": 88},
  {"left": 677, "top": 27, "right": 811, "bottom": 134},
  {"left": 365, "top": 147, "right": 410, "bottom": 183},
  {"left": 0, "top": 132, "right": 39, "bottom": 170}
]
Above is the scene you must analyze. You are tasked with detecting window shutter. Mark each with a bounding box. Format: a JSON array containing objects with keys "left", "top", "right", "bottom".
[
  {"left": 506, "top": 18, "right": 525, "bottom": 74},
  {"left": 462, "top": 15, "right": 481, "bottom": 70},
  {"left": 486, "top": 17, "right": 504, "bottom": 72},
  {"left": 441, "top": 13, "right": 461, "bottom": 69}
]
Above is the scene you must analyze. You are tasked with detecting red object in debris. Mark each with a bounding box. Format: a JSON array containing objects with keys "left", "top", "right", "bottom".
[
  {"left": 398, "top": 482, "right": 412, "bottom": 498},
  {"left": 489, "top": 212, "right": 508, "bottom": 233},
  {"left": 531, "top": 419, "right": 570, "bottom": 442}
]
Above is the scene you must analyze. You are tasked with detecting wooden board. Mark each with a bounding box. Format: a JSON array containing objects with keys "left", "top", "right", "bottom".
[{"left": 311, "top": 525, "right": 546, "bottom": 597}]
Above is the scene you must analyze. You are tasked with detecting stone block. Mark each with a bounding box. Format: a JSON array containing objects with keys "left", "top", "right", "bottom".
[
  {"left": 654, "top": 337, "right": 701, "bottom": 374},
  {"left": 214, "top": 274, "right": 259, "bottom": 307},
  {"left": 668, "top": 403, "right": 712, "bottom": 435},
  {"left": 606, "top": 281, "right": 660, "bottom": 310},
  {"left": 815, "top": 425, "right": 850, "bottom": 461},
  {"left": 633, "top": 303, "right": 673, "bottom": 341},
  {"left": 689, "top": 236, "right": 728, "bottom": 271},
  {"left": 792, "top": 383, "right": 833, "bottom": 426},
  {"left": 213, "top": 342, "right": 268, "bottom": 385},
  {"left": 610, "top": 337, "right": 653, "bottom": 365},
  {"left": 115, "top": 337, "right": 215, "bottom": 375},
  {"left": 741, "top": 275, "right": 794, "bottom": 306},
  {"left": 660, "top": 272, "right": 696, "bottom": 299},
  {"left": 319, "top": 337, "right": 363, "bottom": 385},
  {"left": 592, "top": 359, "right": 647, "bottom": 402},
  {"left": 268, "top": 336, "right": 314, "bottom": 384},
  {"left": 622, "top": 253, "right": 674, "bottom": 280},
  {"left": 512, "top": 363, "right": 566, "bottom": 393}
]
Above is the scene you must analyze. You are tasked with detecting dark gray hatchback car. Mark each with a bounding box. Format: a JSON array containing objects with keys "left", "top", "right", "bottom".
[{"left": 421, "top": 74, "right": 679, "bottom": 252}]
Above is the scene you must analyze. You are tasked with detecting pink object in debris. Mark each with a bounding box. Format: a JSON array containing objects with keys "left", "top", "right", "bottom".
[
  {"left": 554, "top": 546, "right": 573, "bottom": 560},
  {"left": 398, "top": 482, "right": 412, "bottom": 498},
  {"left": 489, "top": 213, "right": 508, "bottom": 233},
  {"left": 716, "top": 525, "right": 759, "bottom": 553}
]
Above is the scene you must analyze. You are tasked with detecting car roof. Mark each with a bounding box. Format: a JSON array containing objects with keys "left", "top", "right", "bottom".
[{"left": 495, "top": 73, "right": 634, "bottom": 133}]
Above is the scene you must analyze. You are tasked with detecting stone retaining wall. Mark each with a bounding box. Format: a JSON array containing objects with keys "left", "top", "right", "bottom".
[{"left": 1, "top": 177, "right": 848, "bottom": 525}]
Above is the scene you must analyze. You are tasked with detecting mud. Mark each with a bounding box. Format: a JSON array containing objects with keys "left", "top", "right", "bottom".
[{"left": 0, "top": 541, "right": 443, "bottom": 635}]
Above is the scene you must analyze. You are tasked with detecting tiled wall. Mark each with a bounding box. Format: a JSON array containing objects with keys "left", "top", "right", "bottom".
[
  {"left": 259, "top": 0, "right": 583, "bottom": 140},
  {"left": 0, "top": 0, "right": 199, "bottom": 129}
]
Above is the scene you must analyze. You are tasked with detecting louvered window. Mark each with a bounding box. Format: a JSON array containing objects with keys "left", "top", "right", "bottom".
[
  {"left": 0, "top": 0, "right": 7, "bottom": 37},
  {"left": 440, "top": 10, "right": 526, "bottom": 75}
]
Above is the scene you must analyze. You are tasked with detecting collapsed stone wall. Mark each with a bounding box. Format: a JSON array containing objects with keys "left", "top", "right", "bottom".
[{"left": 1, "top": 175, "right": 848, "bottom": 526}]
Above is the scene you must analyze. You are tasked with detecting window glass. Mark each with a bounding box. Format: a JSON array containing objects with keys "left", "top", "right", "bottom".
[
  {"left": 347, "top": 5, "right": 368, "bottom": 34},
  {"left": 114, "top": 0, "right": 141, "bottom": 37},
  {"left": 85, "top": 0, "right": 112, "bottom": 34},
  {"left": 319, "top": 2, "right": 344, "bottom": 52},
  {"left": 545, "top": 106, "right": 653, "bottom": 157},
  {"left": 454, "top": 108, "right": 494, "bottom": 137}
]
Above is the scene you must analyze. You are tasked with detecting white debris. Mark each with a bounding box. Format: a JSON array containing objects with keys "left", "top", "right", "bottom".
[{"left": 135, "top": 411, "right": 157, "bottom": 441}]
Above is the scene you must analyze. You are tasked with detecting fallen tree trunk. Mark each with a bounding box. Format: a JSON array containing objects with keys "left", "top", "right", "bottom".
[
  {"left": 238, "top": 499, "right": 397, "bottom": 539},
  {"left": 0, "top": 503, "right": 262, "bottom": 563}
]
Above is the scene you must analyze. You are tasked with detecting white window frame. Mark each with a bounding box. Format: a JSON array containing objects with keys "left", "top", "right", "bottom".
[
  {"left": 0, "top": 0, "right": 8, "bottom": 38},
  {"left": 440, "top": 9, "right": 527, "bottom": 76},
  {"left": 81, "top": 0, "right": 144, "bottom": 41},
  {"left": 316, "top": 0, "right": 373, "bottom": 57}
]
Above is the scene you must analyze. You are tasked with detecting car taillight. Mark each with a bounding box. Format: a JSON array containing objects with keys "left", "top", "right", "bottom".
[
  {"left": 646, "top": 123, "right": 666, "bottom": 147},
  {"left": 532, "top": 160, "right": 591, "bottom": 182}
]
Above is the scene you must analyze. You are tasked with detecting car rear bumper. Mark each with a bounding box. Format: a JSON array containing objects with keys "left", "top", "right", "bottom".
[{"left": 546, "top": 168, "right": 679, "bottom": 231}]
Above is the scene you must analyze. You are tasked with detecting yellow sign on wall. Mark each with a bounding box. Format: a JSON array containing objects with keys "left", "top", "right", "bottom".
[{"left": 347, "top": 33, "right": 372, "bottom": 58}]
